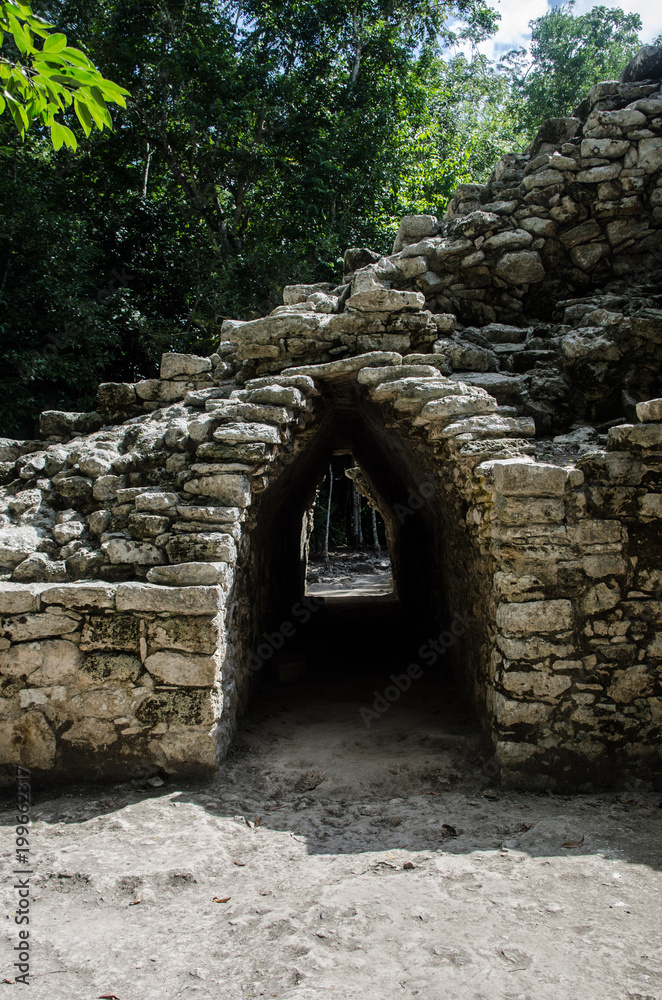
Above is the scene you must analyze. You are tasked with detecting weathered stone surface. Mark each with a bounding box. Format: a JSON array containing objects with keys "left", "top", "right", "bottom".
[
  {"left": 60, "top": 718, "right": 118, "bottom": 747},
  {"left": 487, "top": 460, "right": 569, "bottom": 497},
  {"left": 115, "top": 583, "right": 223, "bottom": 615},
  {"left": 147, "top": 562, "right": 233, "bottom": 587},
  {"left": 135, "top": 492, "right": 179, "bottom": 513},
  {"left": 81, "top": 651, "right": 142, "bottom": 682},
  {"left": 0, "top": 583, "right": 40, "bottom": 614},
  {"left": 0, "top": 711, "right": 56, "bottom": 768},
  {"left": 0, "top": 526, "right": 40, "bottom": 568},
  {"left": 636, "top": 398, "right": 662, "bottom": 423},
  {"left": 160, "top": 353, "right": 212, "bottom": 378},
  {"left": 496, "top": 600, "right": 574, "bottom": 634},
  {"left": 0, "top": 639, "right": 81, "bottom": 681},
  {"left": 101, "top": 538, "right": 166, "bottom": 565},
  {"left": 183, "top": 474, "right": 251, "bottom": 506},
  {"left": 147, "top": 615, "right": 219, "bottom": 654},
  {"left": 620, "top": 44, "right": 662, "bottom": 82},
  {"left": 212, "top": 422, "right": 281, "bottom": 445},
  {"left": 145, "top": 650, "right": 216, "bottom": 687},
  {"left": 80, "top": 614, "right": 139, "bottom": 651},
  {"left": 1, "top": 610, "right": 80, "bottom": 642},
  {"left": 494, "top": 251, "right": 545, "bottom": 285},
  {"left": 166, "top": 533, "right": 236, "bottom": 564}
]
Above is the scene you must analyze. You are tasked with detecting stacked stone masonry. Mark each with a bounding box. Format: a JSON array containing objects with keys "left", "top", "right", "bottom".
[{"left": 1, "top": 48, "right": 662, "bottom": 790}]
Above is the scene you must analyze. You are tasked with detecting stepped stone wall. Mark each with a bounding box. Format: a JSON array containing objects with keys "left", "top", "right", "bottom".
[{"left": 1, "top": 48, "right": 662, "bottom": 790}]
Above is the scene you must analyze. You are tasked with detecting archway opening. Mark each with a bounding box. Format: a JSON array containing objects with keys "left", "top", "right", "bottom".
[{"left": 223, "top": 372, "right": 484, "bottom": 757}]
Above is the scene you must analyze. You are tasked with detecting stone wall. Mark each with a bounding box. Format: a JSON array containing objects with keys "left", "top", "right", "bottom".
[
  {"left": 0, "top": 582, "right": 223, "bottom": 781},
  {"left": 1, "top": 47, "right": 661, "bottom": 790}
]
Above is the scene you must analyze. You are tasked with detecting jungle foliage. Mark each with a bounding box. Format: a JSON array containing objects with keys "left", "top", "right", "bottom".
[{"left": 0, "top": 0, "right": 646, "bottom": 434}]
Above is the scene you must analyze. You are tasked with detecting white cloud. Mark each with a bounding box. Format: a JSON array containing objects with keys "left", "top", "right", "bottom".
[{"left": 476, "top": 0, "right": 662, "bottom": 63}]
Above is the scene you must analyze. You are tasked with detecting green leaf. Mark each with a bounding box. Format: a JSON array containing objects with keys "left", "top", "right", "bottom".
[
  {"left": 74, "top": 96, "right": 92, "bottom": 136},
  {"left": 59, "top": 123, "right": 77, "bottom": 149},
  {"left": 8, "top": 13, "right": 27, "bottom": 53},
  {"left": 50, "top": 120, "right": 65, "bottom": 149},
  {"left": 60, "top": 46, "right": 93, "bottom": 68},
  {"left": 0, "top": 94, "right": 5, "bottom": 116},
  {"left": 42, "top": 31, "right": 67, "bottom": 53}
]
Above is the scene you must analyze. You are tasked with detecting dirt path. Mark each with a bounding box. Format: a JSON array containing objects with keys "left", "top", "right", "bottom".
[{"left": 1, "top": 674, "right": 661, "bottom": 1000}]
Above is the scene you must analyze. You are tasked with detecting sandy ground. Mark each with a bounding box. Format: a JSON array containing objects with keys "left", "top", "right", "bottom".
[
  {"left": 306, "top": 550, "right": 393, "bottom": 598},
  {"left": 1, "top": 670, "right": 661, "bottom": 1000}
]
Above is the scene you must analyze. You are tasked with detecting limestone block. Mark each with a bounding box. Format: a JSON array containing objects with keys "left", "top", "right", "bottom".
[
  {"left": 346, "top": 288, "right": 425, "bottom": 312},
  {"left": 71, "top": 688, "right": 133, "bottom": 719},
  {"left": 160, "top": 353, "right": 212, "bottom": 378},
  {"left": 640, "top": 494, "right": 662, "bottom": 517},
  {"left": 608, "top": 665, "right": 654, "bottom": 703},
  {"left": 419, "top": 394, "right": 498, "bottom": 428},
  {"left": 197, "top": 441, "right": 267, "bottom": 463},
  {"left": 500, "top": 671, "right": 572, "bottom": 700},
  {"left": 582, "top": 553, "right": 627, "bottom": 577},
  {"left": 80, "top": 614, "right": 139, "bottom": 652},
  {"left": 638, "top": 137, "right": 662, "bottom": 172},
  {"left": 145, "top": 651, "right": 216, "bottom": 687},
  {"left": 496, "top": 599, "right": 574, "bottom": 634},
  {"left": 166, "top": 533, "right": 236, "bottom": 564},
  {"left": 183, "top": 474, "right": 251, "bottom": 506},
  {"left": 0, "top": 583, "right": 40, "bottom": 614},
  {"left": 116, "top": 583, "right": 223, "bottom": 615},
  {"left": 573, "top": 519, "right": 622, "bottom": 545},
  {"left": 1, "top": 610, "right": 80, "bottom": 642},
  {"left": 497, "top": 636, "right": 576, "bottom": 660},
  {"left": 147, "top": 562, "right": 233, "bottom": 587},
  {"left": 581, "top": 583, "right": 621, "bottom": 613},
  {"left": 580, "top": 138, "right": 630, "bottom": 159},
  {"left": 39, "top": 410, "right": 102, "bottom": 437},
  {"left": 245, "top": 386, "right": 306, "bottom": 409},
  {"left": 0, "top": 526, "right": 40, "bottom": 568},
  {"left": 129, "top": 513, "right": 171, "bottom": 538},
  {"left": 493, "top": 693, "right": 553, "bottom": 726},
  {"left": 522, "top": 168, "right": 564, "bottom": 190},
  {"left": 0, "top": 639, "right": 81, "bottom": 681},
  {"left": 212, "top": 422, "right": 281, "bottom": 445},
  {"left": 81, "top": 651, "right": 142, "bottom": 682},
  {"left": 636, "top": 398, "right": 662, "bottom": 423},
  {"left": 576, "top": 164, "right": 621, "bottom": 183},
  {"left": 61, "top": 718, "right": 118, "bottom": 747},
  {"left": 483, "top": 230, "right": 533, "bottom": 251},
  {"left": 489, "top": 459, "right": 569, "bottom": 497},
  {"left": 609, "top": 424, "right": 662, "bottom": 450},
  {"left": 12, "top": 553, "right": 66, "bottom": 584},
  {"left": 562, "top": 330, "right": 619, "bottom": 362},
  {"left": 93, "top": 475, "right": 124, "bottom": 502},
  {"left": 358, "top": 365, "right": 439, "bottom": 387},
  {"left": 494, "top": 741, "right": 543, "bottom": 767},
  {"left": 434, "top": 415, "right": 535, "bottom": 439},
  {"left": 135, "top": 688, "right": 215, "bottom": 727},
  {"left": 147, "top": 615, "right": 219, "bottom": 654},
  {"left": 98, "top": 382, "right": 137, "bottom": 412},
  {"left": 135, "top": 492, "right": 179, "bottom": 513},
  {"left": 494, "top": 251, "right": 545, "bottom": 285},
  {"left": 0, "top": 711, "right": 55, "bottom": 768},
  {"left": 135, "top": 379, "right": 187, "bottom": 403},
  {"left": 101, "top": 538, "right": 166, "bottom": 566},
  {"left": 52, "top": 521, "right": 85, "bottom": 545}
]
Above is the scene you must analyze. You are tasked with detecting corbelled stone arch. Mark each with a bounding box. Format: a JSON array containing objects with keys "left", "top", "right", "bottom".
[{"left": 220, "top": 353, "right": 519, "bottom": 754}]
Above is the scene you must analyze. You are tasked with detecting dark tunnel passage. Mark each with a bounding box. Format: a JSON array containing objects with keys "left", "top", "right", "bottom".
[{"left": 224, "top": 373, "right": 487, "bottom": 742}]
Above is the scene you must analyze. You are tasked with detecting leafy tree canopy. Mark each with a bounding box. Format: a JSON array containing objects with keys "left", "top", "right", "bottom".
[
  {"left": 0, "top": 1, "right": 129, "bottom": 147},
  {"left": 0, "top": 0, "right": 648, "bottom": 436}
]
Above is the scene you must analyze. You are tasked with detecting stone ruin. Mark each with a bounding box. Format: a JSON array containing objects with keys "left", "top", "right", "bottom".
[{"left": 1, "top": 47, "right": 662, "bottom": 792}]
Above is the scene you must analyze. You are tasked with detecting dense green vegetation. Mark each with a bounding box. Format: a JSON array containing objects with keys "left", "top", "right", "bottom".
[{"left": 0, "top": 1, "right": 646, "bottom": 435}]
